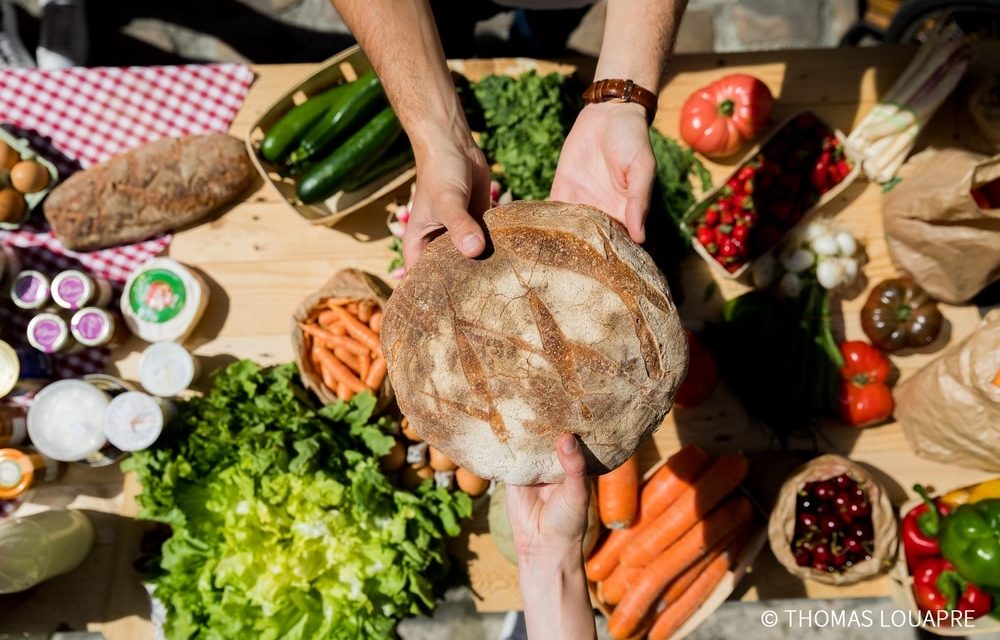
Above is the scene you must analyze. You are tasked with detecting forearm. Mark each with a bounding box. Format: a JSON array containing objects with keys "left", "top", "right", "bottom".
[
  {"left": 330, "top": 0, "right": 471, "bottom": 157},
  {"left": 595, "top": 0, "right": 687, "bottom": 90},
  {"left": 520, "top": 550, "right": 596, "bottom": 640}
]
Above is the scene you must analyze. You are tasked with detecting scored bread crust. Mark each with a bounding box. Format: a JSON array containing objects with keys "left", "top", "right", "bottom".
[{"left": 381, "top": 201, "right": 688, "bottom": 485}]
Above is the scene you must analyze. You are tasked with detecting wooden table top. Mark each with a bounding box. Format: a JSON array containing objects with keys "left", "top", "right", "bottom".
[{"left": 3, "top": 45, "right": 993, "bottom": 637}]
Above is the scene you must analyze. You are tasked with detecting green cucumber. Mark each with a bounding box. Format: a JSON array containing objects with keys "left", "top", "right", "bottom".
[
  {"left": 260, "top": 83, "right": 349, "bottom": 163},
  {"left": 341, "top": 143, "right": 413, "bottom": 192},
  {"left": 297, "top": 106, "right": 403, "bottom": 204},
  {"left": 287, "top": 70, "right": 384, "bottom": 166}
]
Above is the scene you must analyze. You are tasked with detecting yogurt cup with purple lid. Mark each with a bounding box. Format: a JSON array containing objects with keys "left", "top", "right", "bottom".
[
  {"left": 51, "top": 270, "right": 109, "bottom": 310},
  {"left": 27, "top": 313, "right": 71, "bottom": 354},
  {"left": 11, "top": 271, "right": 50, "bottom": 310},
  {"left": 70, "top": 307, "right": 116, "bottom": 347}
]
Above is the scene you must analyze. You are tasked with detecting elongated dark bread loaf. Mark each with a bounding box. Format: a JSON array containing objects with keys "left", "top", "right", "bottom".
[
  {"left": 381, "top": 201, "right": 688, "bottom": 485},
  {"left": 44, "top": 134, "right": 254, "bottom": 251}
]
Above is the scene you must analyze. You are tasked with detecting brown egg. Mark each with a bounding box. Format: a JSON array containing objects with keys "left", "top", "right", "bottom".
[
  {"left": 428, "top": 446, "right": 457, "bottom": 472},
  {"left": 455, "top": 468, "right": 490, "bottom": 497},
  {"left": 379, "top": 439, "right": 406, "bottom": 473},
  {"left": 10, "top": 161, "right": 49, "bottom": 194},
  {"left": 400, "top": 417, "right": 422, "bottom": 442},
  {"left": 401, "top": 464, "right": 434, "bottom": 490},
  {"left": 0, "top": 188, "right": 26, "bottom": 223},
  {"left": 0, "top": 141, "right": 19, "bottom": 170}
]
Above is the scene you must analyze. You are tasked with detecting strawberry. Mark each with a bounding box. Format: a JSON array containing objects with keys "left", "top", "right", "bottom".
[
  {"left": 719, "top": 238, "right": 737, "bottom": 257},
  {"left": 737, "top": 165, "right": 755, "bottom": 182},
  {"left": 704, "top": 208, "right": 720, "bottom": 226},
  {"left": 720, "top": 211, "right": 735, "bottom": 226},
  {"left": 696, "top": 225, "right": 714, "bottom": 246},
  {"left": 732, "top": 223, "right": 749, "bottom": 242}
]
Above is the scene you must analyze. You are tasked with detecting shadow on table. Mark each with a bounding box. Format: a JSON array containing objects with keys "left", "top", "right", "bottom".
[{"left": 0, "top": 510, "right": 151, "bottom": 634}]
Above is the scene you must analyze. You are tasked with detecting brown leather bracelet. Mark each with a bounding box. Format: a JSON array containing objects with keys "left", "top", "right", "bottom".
[{"left": 582, "top": 78, "right": 658, "bottom": 123}]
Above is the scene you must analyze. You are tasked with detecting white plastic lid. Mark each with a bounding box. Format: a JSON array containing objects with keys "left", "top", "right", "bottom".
[
  {"left": 105, "top": 391, "right": 164, "bottom": 452},
  {"left": 139, "top": 342, "right": 197, "bottom": 397},
  {"left": 27, "top": 380, "right": 110, "bottom": 462}
]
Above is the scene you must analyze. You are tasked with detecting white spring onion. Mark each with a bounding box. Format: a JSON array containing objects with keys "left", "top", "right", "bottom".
[{"left": 845, "top": 23, "right": 972, "bottom": 183}]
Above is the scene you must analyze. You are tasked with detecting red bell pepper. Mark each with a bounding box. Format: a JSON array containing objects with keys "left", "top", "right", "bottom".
[
  {"left": 902, "top": 484, "right": 951, "bottom": 570},
  {"left": 837, "top": 341, "right": 893, "bottom": 427},
  {"left": 912, "top": 557, "right": 993, "bottom": 621}
]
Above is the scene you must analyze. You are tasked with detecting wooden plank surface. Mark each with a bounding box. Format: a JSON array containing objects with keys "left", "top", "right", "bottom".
[{"left": 6, "top": 46, "right": 992, "bottom": 636}]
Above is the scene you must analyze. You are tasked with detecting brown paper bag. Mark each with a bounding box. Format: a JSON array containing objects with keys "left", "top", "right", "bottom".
[
  {"left": 767, "top": 454, "right": 898, "bottom": 586},
  {"left": 291, "top": 268, "right": 394, "bottom": 408},
  {"left": 895, "top": 309, "right": 1000, "bottom": 471},
  {"left": 883, "top": 148, "right": 1000, "bottom": 304}
]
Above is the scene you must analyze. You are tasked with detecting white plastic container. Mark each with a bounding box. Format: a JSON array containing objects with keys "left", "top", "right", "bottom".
[
  {"left": 121, "top": 258, "right": 208, "bottom": 343},
  {"left": 27, "top": 380, "right": 110, "bottom": 462},
  {"left": 105, "top": 391, "right": 174, "bottom": 451},
  {"left": 139, "top": 342, "right": 200, "bottom": 397}
]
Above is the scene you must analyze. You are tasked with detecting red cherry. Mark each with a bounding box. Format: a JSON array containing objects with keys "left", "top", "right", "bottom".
[
  {"left": 797, "top": 512, "right": 819, "bottom": 531},
  {"left": 815, "top": 481, "right": 836, "bottom": 501},
  {"left": 813, "top": 544, "right": 832, "bottom": 564},
  {"left": 820, "top": 514, "right": 841, "bottom": 534},
  {"left": 794, "top": 548, "right": 811, "bottom": 566}
]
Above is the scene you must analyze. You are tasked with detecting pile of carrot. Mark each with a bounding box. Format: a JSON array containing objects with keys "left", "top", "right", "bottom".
[
  {"left": 300, "top": 297, "right": 387, "bottom": 401},
  {"left": 590, "top": 445, "right": 753, "bottom": 640}
]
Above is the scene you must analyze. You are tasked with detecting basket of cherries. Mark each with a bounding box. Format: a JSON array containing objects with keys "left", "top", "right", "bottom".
[{"left": 768, "top": 454, "right": 897, "bottom": 585}]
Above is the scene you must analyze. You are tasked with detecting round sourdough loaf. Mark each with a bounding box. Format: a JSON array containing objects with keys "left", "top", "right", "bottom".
[{"left": 381, "top": 201, "right": 688, "bottom": 484}]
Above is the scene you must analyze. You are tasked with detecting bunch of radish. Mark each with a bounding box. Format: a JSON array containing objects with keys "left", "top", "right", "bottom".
[{"left": 590, "top": 446, "right": 755, "bottom": 639}]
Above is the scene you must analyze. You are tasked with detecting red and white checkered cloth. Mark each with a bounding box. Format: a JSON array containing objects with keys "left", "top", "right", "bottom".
[{"left": 0, "top": 63, "right": 255, "bottom": 378}]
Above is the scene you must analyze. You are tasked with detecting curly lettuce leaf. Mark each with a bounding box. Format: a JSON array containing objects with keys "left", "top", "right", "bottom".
[{"left": 125, "top": 361, "right": 472, "bottom": 639}]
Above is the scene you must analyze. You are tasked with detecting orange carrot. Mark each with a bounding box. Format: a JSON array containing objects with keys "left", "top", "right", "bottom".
[
  {"left": 346, "top": 301, "right": 359, "bottom": 315},
  {"left": 300, "top": 323, "right": 369, "bottom": 357},
  {"left": 608, "top": 495, "right": 753, "bottom": 639},
  {"left": 328, "top": 305, "right": 381, "bottom": 353},
  {"left": 600, "top": 563, "right": 643, "bottom": 606},
  {"left": 586, "top": 445, "right": 713, "bottom": 581},
  {"left": 599, "top": 454, "right": 639, "bottom": 529},
  {"left": 358, "top": 299, "right": 375, "bottom": 323},
  {"left": 365, "top": 356, "right": 387, "bottom": 389},
  {"left": 993, "top": 369, "right": 1000, "bottom": 388},
  {"left": 646, "top": 542, "right": 737, "bottom": 640},
  {"left": 336, "top": 382, "right": 354, "bottom": 401},
  {"left": 654, "top": 526, "right": 748, "bottom": 614},
  {"left": 369, "top": 310, "right": 382, "bottom": 333},
  {"left": 328, "top": 323, "right": 347, "bottom": 336},
  {"left": 325, "top": 297, "right": 357, "bottom": 307},
  {"left": 620, "top": 452, "right": 748, "bottom": 568},
  {"left": 333, "top": 347, "right": 363, "bottom": 375},
  {"left": 358, "top": 353, "right": 371, "bottom": 382},
  {"left": 317, "top": 310, "right": 340, "bottom": 326},
  {"left": 312, "top": 346, "right": 335, "bottom": 389},
  {"left": 314, "top": 347, "right": 367, "bottom": 393}
]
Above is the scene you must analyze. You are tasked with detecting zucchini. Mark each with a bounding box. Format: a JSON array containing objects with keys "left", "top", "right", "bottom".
[
  {"left": 287, "top": 70, "right": 384, "bottom": 166},
  {"left": 259, "top": 83, "right": 349, "bottom": 163},
  {"left": 297, "top": 106, "right": 403, "bottom": 204},
  {"left": 341, "top": 143, "right": 413, "bottom": 192}
]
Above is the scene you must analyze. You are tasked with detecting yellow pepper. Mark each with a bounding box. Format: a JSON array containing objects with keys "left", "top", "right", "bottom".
[
  {"left": 943, "top": 478, "right": 1000, "bottom": 507},
  {"left": 969, "top": 478, "right": 1000, "bottom": 503}
]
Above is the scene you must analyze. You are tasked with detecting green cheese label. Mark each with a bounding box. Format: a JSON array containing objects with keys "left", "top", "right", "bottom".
[{"left": 129, "top": 268, "right": 187, "bottom": 323}]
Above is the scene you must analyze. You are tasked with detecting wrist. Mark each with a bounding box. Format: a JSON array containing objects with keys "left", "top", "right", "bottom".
[
  {"left": 518, "top": 544, "right": 584, "bottom": 585},
  {"left": 406, "top": 93, "right": 476, "bottom": 161}
]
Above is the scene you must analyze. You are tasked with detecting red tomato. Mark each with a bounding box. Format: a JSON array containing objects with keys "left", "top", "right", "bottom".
[
  {"left": 674, "top": 330, "right": 719, "bottom": 408},
  {"left": 838, "top": 341, "right": 893, "bottom": 427},
  {"left": 679, "top": 74, "right": 774, "bottom": 159}
]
